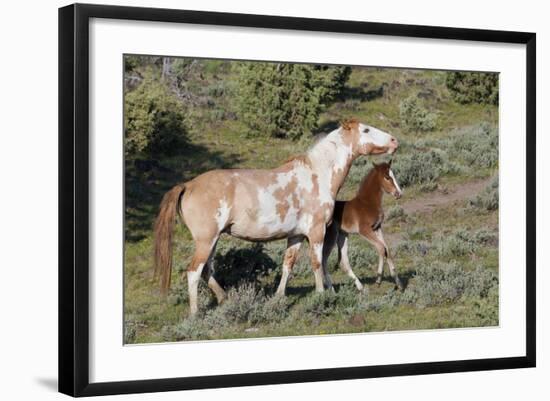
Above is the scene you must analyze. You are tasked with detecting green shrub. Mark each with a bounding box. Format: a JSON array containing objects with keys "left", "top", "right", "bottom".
[
  {"left": 445, "top": 123, "right": 498, "bottom": 170},
  {"left": 392, "top": 150, "right": 445, "bottom": 187},
  {"left": 383, "top": 261, "right": 497, "bottom": 308},
  {"left": 469, "top": 175, "right": 499, "bottom": 211},
  {"left": 234, "top": 62, "right": 350, "bottom": 139},
  {"left": 446, "top": 71, "right": 499, "bottom": 105},
  {"left": 386, "top": 205, "right": 406, "bottom": 221},
  {"left": 345, "top": 245, "right": 378, "bottom": 271},
  {"left": 124, "top": 70, "right": 187, "bottom": 158},
  {"left": 399, "top": 95, "right": 437, "bottom": 133},
  {"left": 434, "top": 229, "right": 479, "bottom": 258},
  {"left": 297, "top": 285, "right": 369, "bottom": 319},
  {"left": 164, "top": 283, "right": 291, "bottom": 341}
]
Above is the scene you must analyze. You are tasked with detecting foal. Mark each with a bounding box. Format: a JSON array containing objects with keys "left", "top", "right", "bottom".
[{"left": 321, "top": 161, "right": 404, "bottom": 291}]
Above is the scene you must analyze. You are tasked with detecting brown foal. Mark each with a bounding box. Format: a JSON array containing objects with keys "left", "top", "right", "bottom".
[{"left": 321, "top": 161, "right": 404, "bottom": 291}]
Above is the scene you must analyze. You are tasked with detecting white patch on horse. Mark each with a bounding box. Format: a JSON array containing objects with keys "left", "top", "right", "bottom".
[
  {"left": 359, "top": 123, "right": 392, "bottom": 146},
  {"left": 298, "top": 213, "right": 313, "bottom": 234},
  {"left": 389, "top": 169, "right": 403, "bottom": 195},
  {"left": 256, "top": 187, "right": 297, "bottom": 235},
  {"left": 293, "top": 164, "right": 314, "bottom": 193},
  {"left": 215, "top": 199, "right": 231, "bottom": 231}
]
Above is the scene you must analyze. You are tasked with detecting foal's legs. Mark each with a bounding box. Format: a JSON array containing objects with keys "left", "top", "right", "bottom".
[
  {"left": 358, "top": 228, "right": 388, "bottom": 286},
  {"left": 335, "top": 233, "right": 364, "bottom": 291},
  {"left": 276, "top": 236, "right": 303, "bottom": 296},
  {"left": 374, "top": 229, "right": 404, "bottom": 290},
  {"left": 187, "top": 237, "right": 219, "bottom": 316}
]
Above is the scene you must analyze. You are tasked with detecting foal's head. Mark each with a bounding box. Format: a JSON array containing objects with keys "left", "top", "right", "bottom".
[
  {"left": 340, "top": 119, "right": 399, "bottom": 156},
  {"left": 373, "top": 161, "right": 402, "bottom": 199}
]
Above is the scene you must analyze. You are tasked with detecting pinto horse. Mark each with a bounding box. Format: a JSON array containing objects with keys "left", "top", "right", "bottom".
[
  {"left": 320, "top": 161, "right": 404, "bottom": 292},
  {"left": 154, "top": 120, "right": 398, "bottom": 315}
]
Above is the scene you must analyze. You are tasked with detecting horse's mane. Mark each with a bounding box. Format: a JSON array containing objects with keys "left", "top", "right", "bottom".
[{"left": 282, "top": 118, "right": 359, "bottom": 166}]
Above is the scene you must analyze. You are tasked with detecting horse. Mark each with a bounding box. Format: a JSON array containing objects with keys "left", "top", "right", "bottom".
[
  {"left": 154, "top": 119, "right": 399, "bottom": 316},
  {"left": 319, "top": 161, "right": 404, "bottom": 292}
]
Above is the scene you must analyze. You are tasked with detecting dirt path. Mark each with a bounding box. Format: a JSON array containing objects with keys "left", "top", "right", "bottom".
[
  {"left": 384, "top": 177, "right": 492, "bottom": 245},
  {"left": 400, "top": 177, "right": 491, "bottom": 215}
]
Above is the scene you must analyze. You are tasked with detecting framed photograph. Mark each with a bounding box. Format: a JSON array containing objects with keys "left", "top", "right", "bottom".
[{"left": 59, "top": 3, "right": 536, "bottom": 397}]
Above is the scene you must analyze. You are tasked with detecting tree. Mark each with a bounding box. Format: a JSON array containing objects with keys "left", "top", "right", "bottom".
[
  {"left": 124, "top": 69, "right": 187, "bottom": 159},
  {"left": 445, "top": 72, "right": 499, "bottom": 105},
  {"left": 234, "top": 63, "right": 351, "bottom": 139}
]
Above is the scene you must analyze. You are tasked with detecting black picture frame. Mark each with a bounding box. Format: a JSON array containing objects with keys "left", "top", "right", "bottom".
[{"left": 59, "top": 3, "right": 536, "bottom": 397}]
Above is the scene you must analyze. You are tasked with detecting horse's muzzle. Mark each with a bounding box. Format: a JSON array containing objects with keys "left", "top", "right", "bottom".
[{"left": 388, "top": 137, "right": 399, "bottom": 154}]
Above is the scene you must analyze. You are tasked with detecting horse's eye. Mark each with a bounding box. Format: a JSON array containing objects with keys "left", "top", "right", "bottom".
[
  {"left": 363, "top": 128, "right": 370, "bottom": 133},
  {"left": 385, "top": 175, "right": 391, "bottom": 180}
]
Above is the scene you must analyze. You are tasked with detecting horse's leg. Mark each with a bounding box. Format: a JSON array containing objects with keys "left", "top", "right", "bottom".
[
  {"left": 321, "top": 223, "right": 338, "bottom": 291},
  {"left": 276, "top": 236, "right": 303, "bottom": 296},
  {"left": 358, "top": 227, "right": 387, "bottom": 286},
  {"left": 308, "top": 225, "right": 327, "bottom": 292},
  {"left": 201, "top": 242, "right": 226, "bottom": 304},
  {"left": 187, "top": 237, "right": 218, "bottom": 316},
  {"left": 375, "top": 229, "right": 404, "bottom": 290},
  {"left": 336, "top": 233, "right": 364, "bottom": 291}
]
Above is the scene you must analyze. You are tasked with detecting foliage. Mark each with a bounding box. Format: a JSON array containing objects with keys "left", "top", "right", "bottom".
[
  {"left": 124, "top": 70, "right": 187, "bottom": 158},
  {"left": 372, "top": 260, "right": 498, "bottom": 309},
  {"left": 391, "top": 149, "right": 446, "bottom": 187},
  {"left": 386, "top": 205, "right": 406, "bottom": 221},
  {"left": 163, "top": 283, "right": 290, "bottom": 340},
  {"left": 234, "top": 62, "right": 351, "bottom": 139},
  {"left": 469, "top": 175, "right": 499, "bottom": 211},
  {"left": 446, "top": 71, "right": 499, "bottom": 105},
  {"left": 444, "top": 123, "right": 498, "bottom": 170},
  {"left": 399, "top": 95, "right": 437, "bottom": 133}
]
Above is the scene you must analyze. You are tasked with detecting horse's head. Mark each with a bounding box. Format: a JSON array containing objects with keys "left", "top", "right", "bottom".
[
  {"left": 373, "top": 160, "right": 402, "bottom": 199},
  {"left": 341, "top": 119, "right": 398, "bottom": 156}
]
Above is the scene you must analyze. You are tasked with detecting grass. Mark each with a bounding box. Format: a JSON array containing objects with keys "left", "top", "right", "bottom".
[{"left": 124, "top": 62, "right": 499, "bottom": 344}]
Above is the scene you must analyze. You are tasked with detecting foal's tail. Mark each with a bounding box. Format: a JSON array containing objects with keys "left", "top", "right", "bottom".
[{"left": 154, "top": 183, "right": 186, "bottom": 295}]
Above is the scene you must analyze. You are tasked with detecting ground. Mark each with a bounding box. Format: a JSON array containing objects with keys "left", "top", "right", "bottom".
[{"left": 124, "top": 63, "right": 499, "bottom": 344}]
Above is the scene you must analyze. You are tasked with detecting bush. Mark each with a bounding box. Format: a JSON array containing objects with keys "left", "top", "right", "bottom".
[
  {"left": 234, "top": 62, "right": 351, "bottom": 139},
  {"left": 371, "top": 261, "right": 498, "bottom": 309},
  {"left": 446, "top": 72, "right": 499, "bottom": 105},
  {"left": 391, "top": 150, "right": 445, "bottom": 187},
  {"left": 434, "top": 229, "right": 479, "bottom": 258},
  {"left": 399, "top": 95, "right": 437, "bottom": 133},
  {"left": 386, "top": 205, "right": 406, "bottom": 221},
  {"left": 297, "top": 285, "right": 369, "bottom": 319},
  {"left": 164, "top": 283, "right": 291, "bottom": 341},
  {"left": 469, "top": 175, "right": 499, "bottom": 211},
  {"left": 124, "top": 70, "right": 187, "bottom": 158},
  {"left": 445, "top": 123, "right": 498, "bottom": 170}
]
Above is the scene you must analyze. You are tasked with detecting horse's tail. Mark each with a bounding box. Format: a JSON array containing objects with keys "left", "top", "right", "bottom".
[{"left": 154, "top": 183, "right": 186, "bottom": 295}]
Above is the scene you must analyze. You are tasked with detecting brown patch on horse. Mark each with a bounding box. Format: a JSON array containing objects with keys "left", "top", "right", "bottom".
[{"left": 273, "top": 176, "right": 299, "bottom": 221}]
